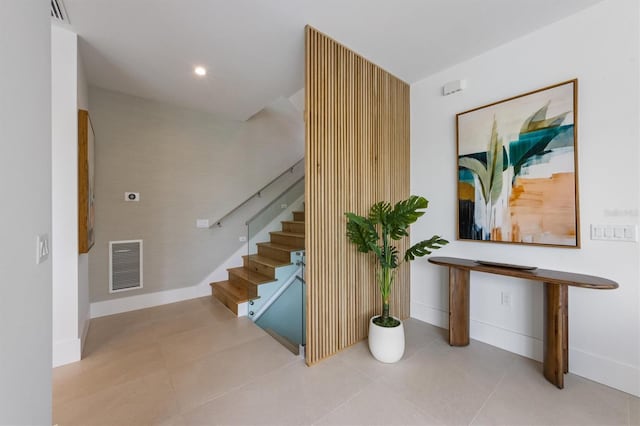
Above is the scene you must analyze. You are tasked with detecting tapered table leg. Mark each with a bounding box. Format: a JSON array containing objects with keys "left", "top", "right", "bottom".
[
  {"left": 544, "top": 283, "right": 567, "bottom": 388},
  {"left": 449, "top": 267, "right": 470, "bottom": 346}
]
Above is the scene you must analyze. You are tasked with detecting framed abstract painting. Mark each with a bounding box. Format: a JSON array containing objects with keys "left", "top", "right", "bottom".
[
  {"left": 457, "top": 79, "right": 579, "bottom": 247},
  {"left": 78, "top": 109, "right": 96, "bottom": 253}
]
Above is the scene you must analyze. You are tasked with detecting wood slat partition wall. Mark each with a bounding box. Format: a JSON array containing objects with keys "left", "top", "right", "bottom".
[{"left": 304, "top": 26, "right": 410, "bottom": 365}]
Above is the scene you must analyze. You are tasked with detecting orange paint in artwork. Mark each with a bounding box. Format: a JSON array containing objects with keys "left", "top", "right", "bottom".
[
  {"left": 491, "top": 227, "right": 502, "bottom": 240},
  {"left": 509, "top": 172, "right": 576, "bottom": 243},
  {"left": 458, "top": 182, "right": 475, "bottom": 201}
]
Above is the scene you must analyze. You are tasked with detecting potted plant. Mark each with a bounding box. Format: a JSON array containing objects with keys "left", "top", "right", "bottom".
[{"left": 345, "top": 195, "right": 448, "bottom": 363}]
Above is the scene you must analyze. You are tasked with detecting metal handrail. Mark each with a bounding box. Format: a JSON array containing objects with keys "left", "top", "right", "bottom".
[
  {"left": 245, "top": 176, "right": 304, "bottom": 225},
  {"left": 213, "top": 157, "right": 304, "bottom": 227}
]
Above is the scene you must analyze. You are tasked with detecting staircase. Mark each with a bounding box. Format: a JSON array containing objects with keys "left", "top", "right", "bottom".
[{"left": 210, "top": 210, "right": 305, "bottom": 315}]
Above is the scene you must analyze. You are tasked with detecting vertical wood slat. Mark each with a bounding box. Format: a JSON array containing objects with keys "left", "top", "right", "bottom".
[{"left": 305, "top": 26, "right": 410, "bottom": 365}]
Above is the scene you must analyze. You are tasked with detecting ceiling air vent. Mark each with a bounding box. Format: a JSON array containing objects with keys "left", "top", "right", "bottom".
[
  {"left": 51, "top": 0, "right": 69, "bottom": 24},
  {"left": 109, "top": 240, "right": 143, "bottom": 293}
]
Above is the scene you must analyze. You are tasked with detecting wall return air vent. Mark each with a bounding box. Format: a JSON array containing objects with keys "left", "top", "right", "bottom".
[
  {"left": 109, "top": 240, "right": 143, "bottom": 293},
  {"left": 51, "top": 0, "right": 69, "bottom": 24}
]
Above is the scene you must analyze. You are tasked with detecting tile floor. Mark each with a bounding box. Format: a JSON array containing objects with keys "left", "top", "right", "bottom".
[{"left": 53, "top": 297, "right": 639, "bottom": 425}]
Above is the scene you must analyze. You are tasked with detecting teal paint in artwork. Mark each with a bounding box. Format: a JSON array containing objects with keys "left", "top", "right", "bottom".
[
  {"left": 459, "top": 169, "right": 475, "bottom": 184},
  {"left": 509, "top": 124, "right": 574, "bottom": 184}
]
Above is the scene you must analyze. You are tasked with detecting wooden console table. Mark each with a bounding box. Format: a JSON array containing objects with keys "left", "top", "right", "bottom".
[{"left": 427, "top": 256, "right": 618, "bottom": 389}]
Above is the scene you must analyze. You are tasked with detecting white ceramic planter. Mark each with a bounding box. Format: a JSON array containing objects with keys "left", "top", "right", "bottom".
[{"left": 368, "top": 316, "right": 405, "bottom": 363}]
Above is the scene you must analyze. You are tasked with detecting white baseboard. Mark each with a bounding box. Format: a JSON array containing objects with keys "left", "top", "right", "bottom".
[
  {"left": 411, "top": 301, "right": 639, "bottom": 397},
  {"left": 410, "top": 301, "right": 542, "bottom": 360},
  {"left": 53, "top": 338, "right": 81, "bottom": 367},
  {"left": 90, "top": 244, "right": 247, "bottom": 318},
  {"left": 80, "top": 313, "right": 91, "bottom": 354},
  {"left": 569, "top": 347, "right": 640, "bottom": 397},
  {"left": 411, "top": 301, "right": 448, "bottom": 329},
  {"left": 469, "top": 318, "right": 544, "bottom": 362},
  {"left": 90, "top": 281, "right": 211, "bottom": 318}
]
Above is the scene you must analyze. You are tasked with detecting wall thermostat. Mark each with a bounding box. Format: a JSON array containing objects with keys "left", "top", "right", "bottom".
[{"left": 125, "top": 192, "right": 140, "bottom": 202}]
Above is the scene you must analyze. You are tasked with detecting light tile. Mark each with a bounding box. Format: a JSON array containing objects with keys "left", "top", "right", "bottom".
[
  {"left": 182, "top": 358, "right": 372, "bottom": 425},
  {"left": 153, "top": 413, "right": 187, "bottom": 426},
  {"left": 82, "top": 309, "right": 155, "bottom": 357},
  {"left": 443, "top": 338, "right": 518, "bottom": 388},
  {"left": 470, "top": 356, "right": 630, "bottom": 426},
  {"left": 53, "top": 371, "right": 180, "bottom": 426},
  {"left": 378, "top": 342, "right": 500, "bottom": 425},
  {"left": 53, "top": 344, "right": 167, "bottom": 407},
  {"left": 330, "top": 319, "right": 449, "bottom": 381},
  {"left": 314, "top": 381, "right": 443, "bottom": 426},
  {"left": 170, "top": 335, "right": 296, "bottom": 412},
  {"left": 83, "top": 298, "right": 232, "bottom": 359},
  {"left": 53, "top": 297, "right": 635, "bottom": 426},
  {"left": 159, "top": 317, "right": 267, "bottom": 369},
  {"left": 403, "top": 317, "right": 449, "bottom": 348}
]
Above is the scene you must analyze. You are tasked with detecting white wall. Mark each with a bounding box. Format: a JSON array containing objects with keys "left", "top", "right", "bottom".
[
  {"left": 88, "top": 89, "right": 304, "bottom": 305},
  {"left": 77, "top": 42, "right": 91, "bottom": 348},
  {"left": 410, "top": 0, "right": 639, "bottom": 396},
  {"left": 0, "top": 1, "right": 52, "bottom": 424},
  {"left": 52, "top": 24, "right": 88, "bottom": 366}
]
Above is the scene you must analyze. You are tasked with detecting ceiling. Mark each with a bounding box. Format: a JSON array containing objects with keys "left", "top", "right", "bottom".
[{"left": 64, "top": 0, "right": 602, "bottom": 121}]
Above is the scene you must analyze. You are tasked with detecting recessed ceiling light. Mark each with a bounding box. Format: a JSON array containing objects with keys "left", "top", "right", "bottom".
[{"left": 194, "top": 66, "right": 207, "bottom": 77}]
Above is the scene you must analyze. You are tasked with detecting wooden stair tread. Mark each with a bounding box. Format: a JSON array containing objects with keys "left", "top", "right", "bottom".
[
  {"left": 212, "top": 205, "right": 306, "bottom": 316},
  {"left": 210, "top": 280, "right": 250, "bottom": 303},
  {"left": 242, "top": 254, "right": 292, "bottom": 268},
  {"left": 227, "top": 267, "right": 276, "bottom": 284},
  {"left": 256, "top": 242, "right": 304, "bottom": 252},
  {"left": 270, "top": 231, "right": 304, "bottom": 238}
]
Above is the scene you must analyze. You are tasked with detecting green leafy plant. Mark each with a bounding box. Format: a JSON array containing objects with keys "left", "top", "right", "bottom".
[
  {"left": 345, "top": 195, "right": 448, "bottom": 328},
  {"left": 458, "top": 117, "right": 505, "bottom": 239}
]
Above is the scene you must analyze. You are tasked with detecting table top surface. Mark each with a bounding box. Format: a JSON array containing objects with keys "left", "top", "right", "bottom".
[{"left": 428, "top": 256, "right": 618, "bottom": 289}]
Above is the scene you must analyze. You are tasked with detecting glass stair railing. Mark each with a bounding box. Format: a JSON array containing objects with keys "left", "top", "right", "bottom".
[
  {"left": 246, "top": 176, "right": 304, "bottom": 256},
  {"left": 253, "top": 255, "right": 305, "bottom": 355},
  {"left": 243, "top": 177, "right": 305, "bottom": 354}
]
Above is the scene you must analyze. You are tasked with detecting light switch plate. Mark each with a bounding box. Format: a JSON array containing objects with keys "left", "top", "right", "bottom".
[
  {"left": 36, "top": 234, "right": 49, "bottom": 264},
  {"left": 591, "top": 224, "right": 638, "bottom": 242},
  {"left": 196, "top": 219, "right": 210, "bottom": 228}
]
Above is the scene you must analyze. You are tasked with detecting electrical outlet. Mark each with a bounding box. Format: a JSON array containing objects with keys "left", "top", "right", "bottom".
[
  {"left": 239, "top": 236, "right": 247, "bottom": 242},
  {"left": 500, "top": 291, "right": 511, "bottom": 307},
  {"left": 280, "top": 204, "right": 287, "bottom": 209}
]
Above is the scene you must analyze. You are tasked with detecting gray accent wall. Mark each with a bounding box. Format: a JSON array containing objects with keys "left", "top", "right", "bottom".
[
  {"left": 89, "top": 88, "right": 304, "bottom": 302},
  {"left": 0, "top": 1, "right": 52, "bottom": 424}
]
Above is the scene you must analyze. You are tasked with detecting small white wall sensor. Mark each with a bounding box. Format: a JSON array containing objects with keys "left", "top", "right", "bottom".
[{"left": 443, "top": 79, "right": 467, "bottom": 96}]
